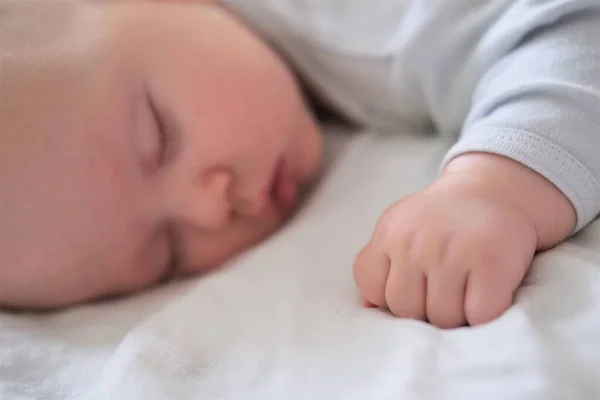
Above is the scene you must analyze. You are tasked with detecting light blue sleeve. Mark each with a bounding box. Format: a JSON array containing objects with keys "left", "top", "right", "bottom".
[
  {"left": 223, "top": 0, "right": 600, "bottom": 233},
  {"left": 442, "top": 5, "right": 600, "bottom": 232}
]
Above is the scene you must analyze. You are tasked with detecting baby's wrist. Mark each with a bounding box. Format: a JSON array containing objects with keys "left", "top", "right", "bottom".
[{"left": 440, "top": 152, "right": 576, "bottom": 250}]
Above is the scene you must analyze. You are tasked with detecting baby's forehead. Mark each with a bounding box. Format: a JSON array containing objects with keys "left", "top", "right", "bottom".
[{"left": 2, "top": 2, "right": 80, "bottom": 53}]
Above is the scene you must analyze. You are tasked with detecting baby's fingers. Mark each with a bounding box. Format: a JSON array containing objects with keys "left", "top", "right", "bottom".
[
  {"left": 385, "top": 258, "right": 427, "bottom": 321},
  {"left": 465, "top": 264, "right": 518, "bottom": 326},
  {"left": 426, "top": 268, "right": 468, "bottom": 329},
  {"left": 353, "top": 243, "right": 390, "bottom": 308}
]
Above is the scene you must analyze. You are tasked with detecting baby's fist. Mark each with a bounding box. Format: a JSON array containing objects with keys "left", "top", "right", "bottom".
[{"left": 353, "top": 176, "right": 538, "bottom": 328}]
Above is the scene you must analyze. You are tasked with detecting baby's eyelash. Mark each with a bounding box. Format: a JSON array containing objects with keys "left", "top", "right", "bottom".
[{"left": 147, "top": 96, "right": 170, "bottom": 166}]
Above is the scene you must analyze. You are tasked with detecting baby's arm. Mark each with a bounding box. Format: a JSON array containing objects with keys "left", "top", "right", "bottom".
[{"left": 355, "top": 8, "right": 600, "bottom": 327}]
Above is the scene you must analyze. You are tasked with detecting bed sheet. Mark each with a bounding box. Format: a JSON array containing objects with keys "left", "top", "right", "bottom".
[{"left": 1, "top": 125, "right": 599, "bottom": 400}]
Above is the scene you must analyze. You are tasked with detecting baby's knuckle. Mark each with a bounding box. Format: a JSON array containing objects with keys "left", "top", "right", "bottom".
[
  {"left": 437, "top": 234, "right": 454, "bottom": 266},
  {"left": 429, "top": 261, "right": 461, "bottom": 279},
  {"left": 374, "top": 209, "right": 399, "bottom": 238},
  {"left": 449, "top": 239, "right": 500, "bottom": 270},
  {"left": 403, "top": 231, "right": 423, "bottom": 265},
  {"left": 473, "top": 249, "right": 504, "bottom": 271}
]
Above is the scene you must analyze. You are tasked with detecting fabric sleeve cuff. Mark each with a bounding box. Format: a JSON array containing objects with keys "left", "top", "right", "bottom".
[{"left": 441, "top": 124, "right": 600, "bottom": 233}]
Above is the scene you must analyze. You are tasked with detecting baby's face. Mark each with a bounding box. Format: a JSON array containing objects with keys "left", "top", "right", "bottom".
[{"left": 0, "top": 2, "right": 322, "bottom": 307}]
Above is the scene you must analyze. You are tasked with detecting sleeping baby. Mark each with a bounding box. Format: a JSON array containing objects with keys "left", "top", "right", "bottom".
[{"left": 1, "top": 0, "right": 599, "bottom": 329}]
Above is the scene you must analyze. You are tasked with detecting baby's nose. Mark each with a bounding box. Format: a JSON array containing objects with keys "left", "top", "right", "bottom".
[{"left": 175, "top": 169, "right": 233, "bottom": 231}]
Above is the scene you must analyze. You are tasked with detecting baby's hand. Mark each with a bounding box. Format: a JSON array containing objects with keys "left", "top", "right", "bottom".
[{"left": 353, "top": 153, "right": 576, "bottom": 328}]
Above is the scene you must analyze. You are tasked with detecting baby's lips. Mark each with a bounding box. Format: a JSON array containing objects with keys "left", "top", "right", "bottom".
[{"left": 273, "top": 158, "right": 297, "bottom": 212}]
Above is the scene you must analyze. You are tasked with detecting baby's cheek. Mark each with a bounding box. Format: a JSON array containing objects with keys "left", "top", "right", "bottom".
[
  {"left": 178, "top": 214, "right": 283, "bottom": 275},
  {"left": 296, "top": 110, "right": 324, "bottom": 184}
]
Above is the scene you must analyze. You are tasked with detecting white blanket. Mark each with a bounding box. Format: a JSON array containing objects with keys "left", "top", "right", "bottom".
[{"left": 2, "top": 125, "right": 599, "bottom": 400}]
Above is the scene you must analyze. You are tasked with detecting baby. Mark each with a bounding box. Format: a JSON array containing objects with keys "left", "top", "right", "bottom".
[{"left": 1, "top": 0, "right": 599, "bottom": 329}]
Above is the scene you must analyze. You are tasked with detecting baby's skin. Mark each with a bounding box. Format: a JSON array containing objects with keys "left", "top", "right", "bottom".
[
  {"left": 0, "top": 1, "right": 575, "bottom": 328},
  {"left": 1, "top": 1, "right": 323, "bottom": 307}
]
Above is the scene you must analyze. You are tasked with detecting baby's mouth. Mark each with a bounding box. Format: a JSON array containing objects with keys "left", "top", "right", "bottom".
[{"left": 270, "top": 157, "right": 297, "bottom": 213}]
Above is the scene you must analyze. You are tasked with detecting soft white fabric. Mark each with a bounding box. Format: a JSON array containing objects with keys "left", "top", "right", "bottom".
[{"left": 1, "top": 125, "right": 600, "bottom": 399}]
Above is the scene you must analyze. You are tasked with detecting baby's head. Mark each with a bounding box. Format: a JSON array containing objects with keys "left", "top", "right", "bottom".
[{"left": 0, "top": 1, "right": 323, "bottom": 308}]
